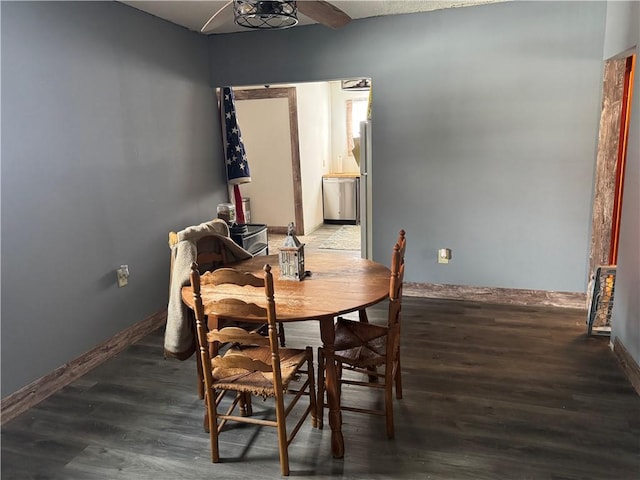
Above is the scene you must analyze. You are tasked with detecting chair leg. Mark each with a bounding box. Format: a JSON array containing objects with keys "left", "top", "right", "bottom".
[
  {"left": 366, "top": 366, "right": 378, "bottom": 383},
  {"left": 204, "top": 391, "right": 220, "bottom": 462},
  {"left": 384, "top": 368, "right": 395, "bottom": 439},
  {"left": 240, "top": 392, "right": 253, "bottom": 416},
  {"left": 196, "top": 353, "right": 204, "bottom": 399},
  {"left": 305, "top": 347, "right": 318, "bottom": 428},
  {"left": 278, "top": 321, "right": 286, "bottom": 347},
  {"left": 316, "top": 347, "right": 325, "bottom": 430},
  {"left": 273, "top": 390, "right": 290, "bottom": 476},
  {"left": 395, "top": 354, "right": 403, "bottom": 400}
]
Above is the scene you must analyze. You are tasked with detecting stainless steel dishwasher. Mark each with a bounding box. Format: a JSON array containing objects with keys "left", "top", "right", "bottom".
[{"left": 322, "top": 176, "right": 359, "bottom": 224}]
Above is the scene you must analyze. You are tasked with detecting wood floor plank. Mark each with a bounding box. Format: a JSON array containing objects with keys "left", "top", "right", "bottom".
[{"left": 2, "top": 298, "right": 639, "bottom": 479}]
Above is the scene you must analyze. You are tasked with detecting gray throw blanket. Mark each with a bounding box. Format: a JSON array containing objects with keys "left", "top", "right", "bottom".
[{"left": 164, "top": 219, "right": 253, "bottom": 360}]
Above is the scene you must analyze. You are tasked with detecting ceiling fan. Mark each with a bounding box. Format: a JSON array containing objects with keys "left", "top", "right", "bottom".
[{"left": 201, "top": 0, "right": 351, "bottom": 34}]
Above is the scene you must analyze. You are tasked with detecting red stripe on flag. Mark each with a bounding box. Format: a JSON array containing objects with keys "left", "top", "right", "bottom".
[{"left": 233, "top": 185, "right": 245, "bottom": 224}]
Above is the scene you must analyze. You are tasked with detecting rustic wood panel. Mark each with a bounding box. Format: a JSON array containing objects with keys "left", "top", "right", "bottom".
[
  {"left": 2, "top": 298, "right": 639, "bottom": 479},
  {"left": 0, "top": 311, "right": 166, "bottom": 425},
  {"left": 589, "top": 58, "right": 626, "bottom": 281},
  {"left": 404, "top": 282, "right": 586, "bottom": 309},
  {"left": 287, "top": 86, "right": 304, "bottom": 235}
]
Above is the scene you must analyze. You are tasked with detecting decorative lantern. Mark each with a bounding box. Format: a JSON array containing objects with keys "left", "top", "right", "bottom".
[{"left": 278, "top": 222, "right": 305, "bottom": 281}]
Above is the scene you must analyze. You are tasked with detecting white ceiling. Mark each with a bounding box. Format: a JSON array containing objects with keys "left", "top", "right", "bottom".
[{"left": 120, "top": 1, "right": 504, "bottom": 35}]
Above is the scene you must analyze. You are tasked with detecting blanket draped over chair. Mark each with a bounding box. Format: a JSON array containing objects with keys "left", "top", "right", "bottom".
[{"left": 164, "top": 219, "right": 252, "bottom": 360}]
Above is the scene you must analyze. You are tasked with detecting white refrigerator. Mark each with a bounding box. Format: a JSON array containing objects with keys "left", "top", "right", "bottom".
[{"left": 359, "top": 120, "right": 372, "bottom": 259}]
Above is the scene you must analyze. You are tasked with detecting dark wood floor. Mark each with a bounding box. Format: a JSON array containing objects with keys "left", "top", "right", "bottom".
[{"left": 2, "top": 298, "right": 639, "bottom": 479}]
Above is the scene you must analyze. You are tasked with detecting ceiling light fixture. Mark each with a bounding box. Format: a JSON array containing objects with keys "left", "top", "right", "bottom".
[{"left": 234, "top": 0, "right": 298, "bottom": 30}]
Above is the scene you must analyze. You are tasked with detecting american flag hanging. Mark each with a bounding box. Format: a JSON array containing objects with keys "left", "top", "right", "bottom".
[
  {"left": 221, "top": 86, "right": 251, "bottom": 224},
  {"left": 222, "top": 87, "right": 251, "bottom": 185}
]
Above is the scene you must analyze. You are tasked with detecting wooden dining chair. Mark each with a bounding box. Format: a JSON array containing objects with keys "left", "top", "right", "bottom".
[
  {"left": 189, "top": 262, "right": 317, "bottom": 476},
  {"left": 170, "top": 231, "right": 286, "bottom": 400},
  {"left": 317, "top": 230, "right": 406, "bottom": 439}
]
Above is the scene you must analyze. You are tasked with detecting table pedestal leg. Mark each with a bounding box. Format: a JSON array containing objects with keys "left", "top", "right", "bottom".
[{"left": 320, "top": 318, "right": 344, "bottom": 459}]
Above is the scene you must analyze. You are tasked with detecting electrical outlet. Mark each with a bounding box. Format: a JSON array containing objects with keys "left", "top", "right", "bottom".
[
  {"left": 116, "top": 265, "right": 129, "bottom": 288},
  {"left": 438, "top": 248, "right": 451, "bottom": 264}
]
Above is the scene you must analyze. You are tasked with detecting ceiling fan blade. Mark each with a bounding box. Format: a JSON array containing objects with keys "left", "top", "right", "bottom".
[
  {"left": 297, "top": 1, "right": 351, "bottom": 29},
  {"left": 201, "top": 0, "right": 233, "bottom": 33}
]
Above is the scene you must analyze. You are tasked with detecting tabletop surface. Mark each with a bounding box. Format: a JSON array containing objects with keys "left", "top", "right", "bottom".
[{"left": 182, "top": 251, "right": 391, "bottom": 322}]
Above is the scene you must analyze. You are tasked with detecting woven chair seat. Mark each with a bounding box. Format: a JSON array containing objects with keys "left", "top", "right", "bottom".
[
  {"left": 211, "top": 346, "right": 308, "bottom": 397},
  {"left": 333, "top": 318, "right": 388, "bottom": 368}
]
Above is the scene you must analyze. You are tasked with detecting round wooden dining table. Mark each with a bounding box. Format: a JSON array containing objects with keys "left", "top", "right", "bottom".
[{"left": 181, "top": 251, "right": 391, "bottom": 459}]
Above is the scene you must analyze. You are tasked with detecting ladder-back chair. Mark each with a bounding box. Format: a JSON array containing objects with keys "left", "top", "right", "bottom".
[
  {"left": 189, "top": 262, "right": 317, "bottom": 476},
  {"left": 317, "top": 229, "right": 406, "bottom": 438},
  {"left": 169, "top": 230, "right": 285, "bottom": 399}
]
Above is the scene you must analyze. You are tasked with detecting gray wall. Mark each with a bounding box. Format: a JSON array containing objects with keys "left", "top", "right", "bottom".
[
  {"left": 605, "top": 2, "right": 640, "bottom": 366},
  {"left": 1, "top": 2, "right": 225, "bottom": 396},
  {"left": 209, "top": 1, "right": 606, "bottom": 293},
  {"left": 3, "top": 0, "right": 638, "bottom": 399}
]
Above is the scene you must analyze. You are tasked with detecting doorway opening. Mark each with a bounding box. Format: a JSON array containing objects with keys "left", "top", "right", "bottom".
[{"left": 221, "top": 79, "right": 372, "bottom": 257}]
